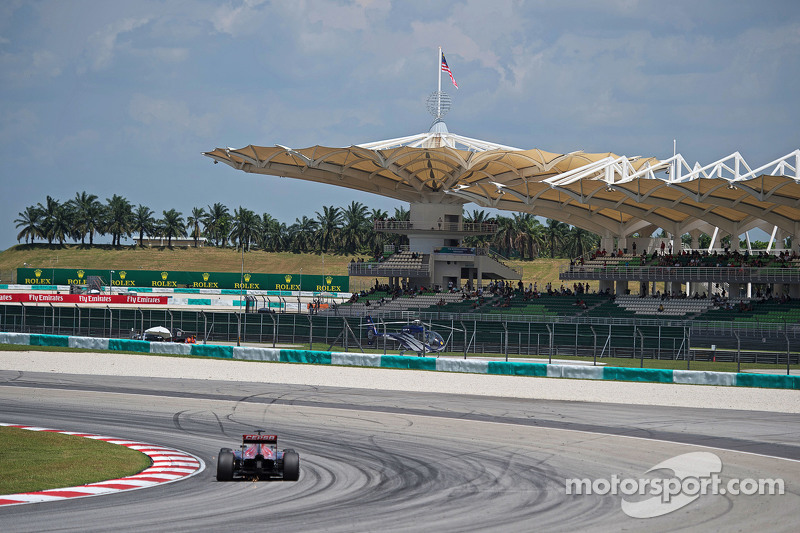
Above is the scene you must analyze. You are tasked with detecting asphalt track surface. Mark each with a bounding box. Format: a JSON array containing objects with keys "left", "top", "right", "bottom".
[{"left": 0, "top": 367, "right": 799, "bottom": 531}]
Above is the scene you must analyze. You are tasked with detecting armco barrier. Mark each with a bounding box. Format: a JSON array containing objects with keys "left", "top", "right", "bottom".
[
  {"left": 549, "top": 364, "right": 605, "bottom": 380},
  {"left": 0, "top": 332, "right": 29, "bottom": 345},
  {"left": 436, "top": 358, "right": 489, "bottom": 374},
  {"left": 191, "top": 344, "right": 233, "bottom": 359},
  {"left": 108, "top": 338, "right": 150, "bottom": 353},
  {"left": 603, "top": 366, "right": 673, "bottom": 383},
  {"left": 1, "top": 332, "right": 798, "bottom": 390},
  {"left": 280, "top": 349, "right": 331, "bottom": 365},
  {"left": 232, "top": 346, "right": 280, "bottom": 362},
  {"left": 30, "top": 334, "right": 70, "bottom": 347},
  {"left": 381, "top": 355, "right": 436, "bottom": 371},
  {"left": 68, "top": 336, "right": 110, "bottom": 351},
  {"left": 331, "top": 352, "right": 382, "bottom": 367},
  {"left": 150, "top": 342, "right": 192, "bottom": 356},
  {"left": 734, "top": 373, "right": 798, "bottom": 390},
  {"left": 672, "top": 370, "right": 736, "bottom": 387},
  {"left": 488, "top": 361, "right": 548, "bottom": 377}
]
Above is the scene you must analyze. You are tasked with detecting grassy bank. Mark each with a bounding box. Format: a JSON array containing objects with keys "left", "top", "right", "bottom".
[
  {"left": 0, "top": 426, "right": 151, "bottom": 494},
  {"left": 0, "top": 244, "right": 569, "bottom": 289}
]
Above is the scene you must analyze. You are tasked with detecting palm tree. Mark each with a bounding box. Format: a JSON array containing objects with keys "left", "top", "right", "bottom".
[
  {"left": 340, "top": 201, "right": 369, "bottom": 254},
  {"left": 36, "top": 195, "right": 61, "bottom": 244},
  {"left": 132, "top": 205, "right": 156, "bottom": 245},
  {"left": 512, "top": 213, "right": 546, "bottom": 259},
  {"left": 231, "top": 207, "right": 259, "bottom": 251},
  {"left": 15, "top": 206, "right": 41, "bottom": 244},
  {"left": 186, "top": 207, "right": 207, "bottom": 247},
  {"left": 464, "top": 209, "right": 489, "bottom": 225},
  {"left": 289, "top": 215, "right": 319, "bottom": 253},
  {"left": 105, "top": 195, "right": 133, "bottom": 246},
  {"left": 525, "top": 216, "right": 547, "bottom": 259},
  {"left": 159, "top": 209, "right": 186, "bottom": 248},
  {"left": 393, "top": 206, "right": 410, "bottom": 221},
  {"left": 462, "top": 208, "right": 492, "bottom": 248},
  {"left": 368, "top": 208, "right": 388, "bottom": 257},
  {"left": 50, "top": 203, "right": 72, "bottom": 245},
  {"left": 370, "top": 208, "right": 388, "bottom": 221},
  {"left": 315, "top": 205, "right": 342, "bottom": 253},
  {"left": 563, "top": 226, "right": 599, "bottom": 258},
  {"left": 218, "top": 215, "right": 232, "bottom": 248},
  {"left": 387, "top": 206, "right": 410, "bottom": 249},
  {"left": 257, "top": 213, "right": 288, "bottom": 252},
  {"left": 69, "top": 191, "right": 102, "bottom": 245},
  {"left": 493, "top": 215, "right": 515, "bottom": 257},
  {"left": 204, "top": 202, "right": 229, "bottom": 246},
  {"left": 545, "top": 218, "right": 570, "bottom": 258}
]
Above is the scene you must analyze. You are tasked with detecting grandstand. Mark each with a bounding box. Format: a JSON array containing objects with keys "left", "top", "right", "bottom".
[{"left": 7, "top": 70, "right": 799, "bottom": 365}]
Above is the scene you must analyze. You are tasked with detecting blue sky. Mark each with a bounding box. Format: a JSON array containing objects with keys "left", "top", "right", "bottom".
[{"left": 1, "top": 0, "right": 798, "bottom": 250}]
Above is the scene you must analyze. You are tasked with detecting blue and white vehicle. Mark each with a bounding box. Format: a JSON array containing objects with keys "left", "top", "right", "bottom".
[{"left": 365, "top": 316, "right": 446, "bottom": 356}]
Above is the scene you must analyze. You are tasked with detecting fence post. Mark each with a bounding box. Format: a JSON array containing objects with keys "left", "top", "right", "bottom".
[
  {"left": 686, "top": 325, "right": 691, "bottom": 370},
  {"left": 461, "top": 321, "right": 468, "bottom": 359},
  {"left": 574, "top": 322, "right": 579, "bottom": 356},
  {"left": 638, "top": 328, "right": 645, "bottom": 368},
  {"left": 502, "top": 322, "right": 508, "bottom": 361},
  {"left": 786, "top": 332, "right": 791, "bottom": 376},
  {"left": 308, "top": 315, "right": 314, "bottom": 351}
]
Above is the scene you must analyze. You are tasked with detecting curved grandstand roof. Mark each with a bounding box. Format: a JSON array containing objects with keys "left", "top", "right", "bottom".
[{"left": 204, "top": 128, "right": 800, "bottom": 239}]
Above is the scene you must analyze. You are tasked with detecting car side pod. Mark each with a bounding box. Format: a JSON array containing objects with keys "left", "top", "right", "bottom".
[{"left": 217, "top": 448, "right": 234, "bottom": 481}]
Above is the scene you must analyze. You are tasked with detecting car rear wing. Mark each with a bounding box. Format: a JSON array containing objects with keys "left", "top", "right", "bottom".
[{"left": 242, "top": 434, "right": 277, "bottom": 444}]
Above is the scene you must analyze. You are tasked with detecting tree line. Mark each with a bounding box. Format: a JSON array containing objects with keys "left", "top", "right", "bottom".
[{"left": 14, "top": 192, "right": 600, "bottom": 259}]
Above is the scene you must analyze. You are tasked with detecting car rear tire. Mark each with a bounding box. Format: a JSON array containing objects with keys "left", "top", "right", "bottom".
[
  {"left": 282, "top": 450, "right": 300, "bottom": 481},
  {"left": 217, "top": 449, "right": 234, "bottom": 481}
]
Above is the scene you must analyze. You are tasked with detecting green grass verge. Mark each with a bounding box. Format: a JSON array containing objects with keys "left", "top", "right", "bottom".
[
  {"left": 0, "top": 343, "right": 147, "bottom": 356},
  {"left": 0, "top": 426, "right": 152, "bottom": 494}
]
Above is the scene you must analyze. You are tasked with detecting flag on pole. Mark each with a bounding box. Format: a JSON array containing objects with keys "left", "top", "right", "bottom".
[{"left": 441, "top": 53, "right": 458, "bottom": 89}]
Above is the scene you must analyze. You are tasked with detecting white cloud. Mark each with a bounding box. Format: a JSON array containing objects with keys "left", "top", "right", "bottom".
[
  {"left": 84, "top": 17, "right": 149, "bottom": 71},
  {"left": 211, "top": 0, "right": 270, "bottom": 36},
  {"left": 0, "top": 47, "right": 62, "bottom": 83}
]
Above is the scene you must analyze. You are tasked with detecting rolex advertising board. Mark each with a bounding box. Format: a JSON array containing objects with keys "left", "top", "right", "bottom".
[{"left": 16, "top": 268, "right": 349, "bottom": 293}]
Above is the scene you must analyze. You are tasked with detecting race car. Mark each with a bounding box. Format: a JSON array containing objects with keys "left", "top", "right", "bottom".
[{"left": 217, "top": 431, "right": 300, "bottom": 481}]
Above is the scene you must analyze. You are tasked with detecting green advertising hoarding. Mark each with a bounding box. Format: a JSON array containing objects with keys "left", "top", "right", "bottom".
[{"left": 16, "top": 268, "right": 349, "bottom": 292}]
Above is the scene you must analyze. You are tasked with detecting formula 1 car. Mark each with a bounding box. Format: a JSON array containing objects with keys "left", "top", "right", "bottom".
[{"left": 217, "top": 431, "right": 300, "bottom": 481}]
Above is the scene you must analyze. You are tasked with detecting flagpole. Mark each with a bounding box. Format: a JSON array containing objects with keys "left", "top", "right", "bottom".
[
  {"left": 437, "top": 46, "right": 442, "bottom": 117},
  {"left": 438, "top": 46, "right": 442, "bottom": 93}
]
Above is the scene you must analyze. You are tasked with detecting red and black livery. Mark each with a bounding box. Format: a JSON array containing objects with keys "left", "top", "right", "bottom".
[{"left": 216, "top": 431, "right": 300, "bottom": 481}]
